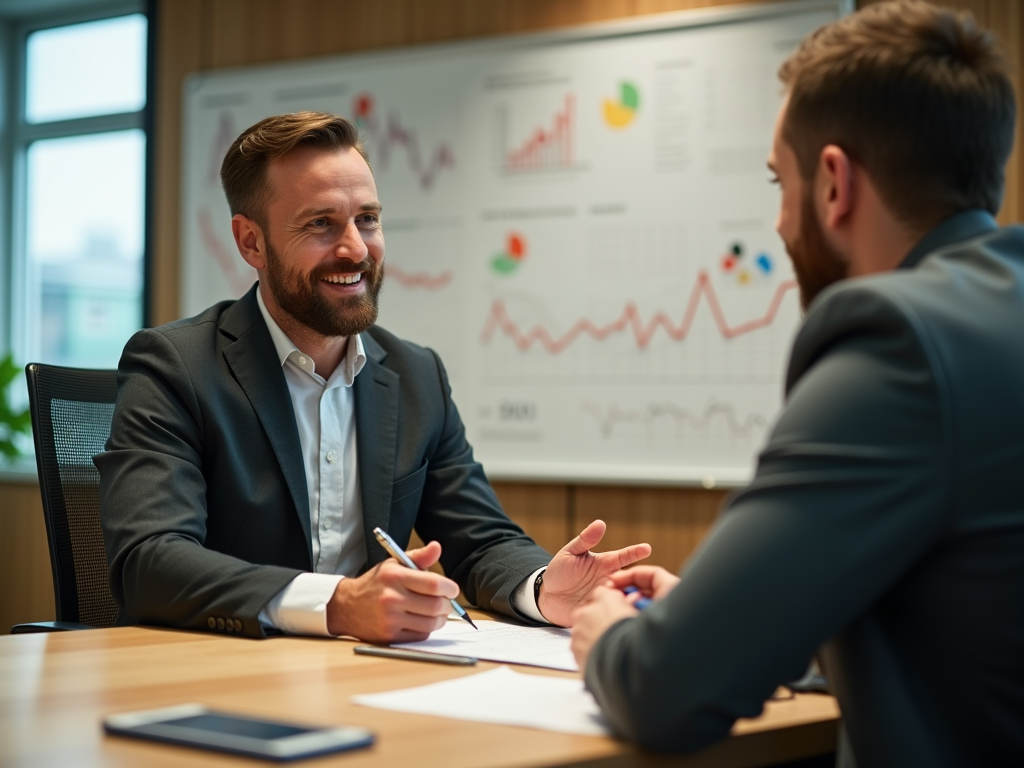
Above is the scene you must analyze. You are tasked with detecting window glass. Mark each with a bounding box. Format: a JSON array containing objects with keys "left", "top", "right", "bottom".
[
  {"left": 26, "top": 14, "right": 147, "bottom": 124},
  {"left": 25, "top": 130, "right": 145, "bottom": 367}
]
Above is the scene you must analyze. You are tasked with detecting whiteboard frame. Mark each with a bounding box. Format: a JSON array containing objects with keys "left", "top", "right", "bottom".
[{"left": 181, "top": 0, "right": 853, "bottom": 489}]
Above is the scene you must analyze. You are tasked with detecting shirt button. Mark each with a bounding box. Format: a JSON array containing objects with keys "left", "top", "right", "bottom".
[
  {"left": 298, "top": 356, "right": 307, "bottom": 365},
  {"left": 326, "top": 451, "right": 337, "bottom": 463},
  {"left": 323, "top": 519, "right": 332, "bottom": 529}
]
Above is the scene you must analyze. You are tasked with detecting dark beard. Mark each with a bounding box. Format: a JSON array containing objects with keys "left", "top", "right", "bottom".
[
  {"left": 785, "top": 192, "right": 848, "bottom": 311},
  {"left": 264, "top": 241, "right": 385, "bottom": 338}
]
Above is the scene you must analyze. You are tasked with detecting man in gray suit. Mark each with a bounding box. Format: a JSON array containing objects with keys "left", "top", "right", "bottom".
[
  {"left": 571, "top": 2, "right": 1024, "bottom": 764},
  {"left": 97, "top": 112, "right": 650, "bottom": 642}
]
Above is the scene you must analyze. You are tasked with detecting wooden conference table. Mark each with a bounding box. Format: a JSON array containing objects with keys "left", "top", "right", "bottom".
[{"left": 0, "top": 622, "right": 839, "bottom": 768}]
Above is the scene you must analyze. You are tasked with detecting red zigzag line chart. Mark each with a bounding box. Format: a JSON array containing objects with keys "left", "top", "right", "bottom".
[
  {"left": 479, "top": 271, "right": 798, "bottom": 353},
  {"left": 387, "top": 264, "right": 453, "bottom": 290}
]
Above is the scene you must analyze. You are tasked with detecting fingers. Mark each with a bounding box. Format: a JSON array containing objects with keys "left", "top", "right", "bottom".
[
  {"left": 379, "top": 559, "right": 459, "bottom": 600},
  {"left": 563, "top": 519, "right": 607, "bottom": 556},
  {"left": 328, "top": 564, "right": 454, "bottom": 642},
  {"left": 606, "top": 565, "right": 666, "bottom": 590},
  {"left": 406, "top": 540, "right": 443, "bottom": 570},
  {"left": 609, "top": 542, "right": 653, "bottom": 569}
]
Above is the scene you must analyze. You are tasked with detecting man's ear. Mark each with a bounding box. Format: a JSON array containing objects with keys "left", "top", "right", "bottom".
[
  {"left": 816, "top": 144, "right": 855, "bottom": 232},
  {"left": 231, "top": 214, "right": 267, "bottom": 270}
]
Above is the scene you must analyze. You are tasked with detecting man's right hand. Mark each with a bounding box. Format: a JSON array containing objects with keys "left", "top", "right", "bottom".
[{"left": 326, "top": 540, "right": 459, "bottom": 643}]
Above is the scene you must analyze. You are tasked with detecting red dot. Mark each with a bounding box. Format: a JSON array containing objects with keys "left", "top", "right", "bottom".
[
  {"left": 507, "top": 234, "right": 525, "bottom": 259},
  {"left": 721, "top": 254, "right": 736, "bottom": 272},
  {"left": 354, "top": 94, "right": 373, "bottom": 119}
]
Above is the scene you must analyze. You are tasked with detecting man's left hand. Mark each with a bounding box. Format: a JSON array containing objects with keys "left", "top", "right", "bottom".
[
  {"left": 570, "top": 583, "right": 639, "bottom": 670},
  {"left": 537, "top": 519, "right": 651, "bottom": 627}
]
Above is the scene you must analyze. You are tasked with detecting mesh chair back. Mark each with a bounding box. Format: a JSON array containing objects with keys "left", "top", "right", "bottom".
[{"left": 27, "top": 363, "right": 120, "bottom": 628}]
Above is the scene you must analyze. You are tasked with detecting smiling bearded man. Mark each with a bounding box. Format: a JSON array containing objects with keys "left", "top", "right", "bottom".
[{"left": 98, "top": 111, "right": 652, "bottom": 645}]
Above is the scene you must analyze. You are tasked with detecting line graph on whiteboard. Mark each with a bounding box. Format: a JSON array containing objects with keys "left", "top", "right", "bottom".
[
  {"left": 478, "top": 271, "right": 800, "bottom": 383},
  {"left": 582, "top": 400, "right": 771, "bottom": 441},
  {"left": 352, "top": 93, "right": 455, "bottom": 191},
  {"left": 387, "top": 264, "right": 453, "bottom": 290}
]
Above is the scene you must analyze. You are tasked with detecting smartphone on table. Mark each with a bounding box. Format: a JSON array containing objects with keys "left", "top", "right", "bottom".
[{"left": 103, "top": 703, "right": 374, "bottom": 762}]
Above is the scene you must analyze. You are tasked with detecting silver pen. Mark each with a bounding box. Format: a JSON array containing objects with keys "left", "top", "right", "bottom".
[{"left": 372, "top": 526, "right": 478, "bottom": 630}]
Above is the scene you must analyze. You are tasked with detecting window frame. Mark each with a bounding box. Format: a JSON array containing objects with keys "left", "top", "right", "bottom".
[{"left": 3, "top": 0, "right": 153, "bottom": 372}]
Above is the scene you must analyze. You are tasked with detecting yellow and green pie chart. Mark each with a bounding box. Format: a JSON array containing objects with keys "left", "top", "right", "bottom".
[{"left": 602, "top": 82, "right": 639, "bottom": 129}]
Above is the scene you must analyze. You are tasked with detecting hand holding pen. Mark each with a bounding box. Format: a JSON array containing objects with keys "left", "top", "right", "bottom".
[
  {"left": 373, "top": 527, "right": 478, "bottom": 630},
  {"left": 325, "top": 531, "right": 468, "bottom": 643}
]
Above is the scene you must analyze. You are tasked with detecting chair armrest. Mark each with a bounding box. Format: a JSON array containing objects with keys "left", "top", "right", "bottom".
[{"left": 10, "top": 621, "right": 96, "bottom": 634}]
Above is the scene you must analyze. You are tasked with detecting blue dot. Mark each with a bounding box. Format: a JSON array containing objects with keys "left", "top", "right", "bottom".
[{"left": 755, "top": 253, "right": 773, "bottom": 274}]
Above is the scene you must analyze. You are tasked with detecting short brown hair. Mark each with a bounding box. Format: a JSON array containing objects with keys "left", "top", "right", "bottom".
[
  {"left": 220, "top": 111, "right": 367, "bottom": 229},
  {"left": 779, "top": 0, "right": 1015, "bottom": 229}
]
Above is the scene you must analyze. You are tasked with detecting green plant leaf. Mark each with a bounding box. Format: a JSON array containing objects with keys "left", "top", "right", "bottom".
[{"left": 0, "top": 353, "right": 31, "bottom": 460}]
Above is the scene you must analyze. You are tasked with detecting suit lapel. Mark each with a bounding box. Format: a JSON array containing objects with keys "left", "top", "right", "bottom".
[
  {"left": 354, "top": 332, "right": 399, "bottom": 569},
  {"left": 220, "top": 287, "right": 312, "bottom": 565}
]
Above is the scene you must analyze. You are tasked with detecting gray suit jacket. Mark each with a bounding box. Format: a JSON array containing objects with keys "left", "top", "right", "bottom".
[
  {"left": 97, "top": 285, "right": 550, "bottom": 638},
  {"left": 585, "top": 210, "right": 1024, "bottom": 766}
]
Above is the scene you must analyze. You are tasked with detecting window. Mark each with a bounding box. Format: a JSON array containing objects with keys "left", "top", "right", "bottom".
[{"left": 7, "top": 4, "right": 149, "bottom": 372}]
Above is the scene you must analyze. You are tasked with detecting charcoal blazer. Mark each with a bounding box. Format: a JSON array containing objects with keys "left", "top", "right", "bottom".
[
  {"left": 584, "top": 210, "right": 1024, "bottom": 765},
  {"left": 97, "top": 284, "right": 550, "bottom": 638}
]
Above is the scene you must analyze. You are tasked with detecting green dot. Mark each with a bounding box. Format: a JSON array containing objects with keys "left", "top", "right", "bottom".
[
  {"left": 621, "top": 82, "right": 639, "bottom": 111},
  {"left": 492, "top": 255, "right": 518, "bottom": 274}
]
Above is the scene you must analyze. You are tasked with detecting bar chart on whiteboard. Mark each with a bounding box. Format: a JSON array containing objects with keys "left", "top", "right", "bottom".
[{"left": 181, "top": 1, "right": 846, "bottom": 484}]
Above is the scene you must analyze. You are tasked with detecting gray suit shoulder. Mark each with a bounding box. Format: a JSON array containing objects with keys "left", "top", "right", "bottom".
[{"left": 788, "top": 224, "right": 1024, "bottom": 392}]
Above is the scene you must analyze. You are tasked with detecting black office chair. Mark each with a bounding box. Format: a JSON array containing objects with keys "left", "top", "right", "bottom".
[{"left": 11, "top": 364, "right": 120, "bottom": 633}]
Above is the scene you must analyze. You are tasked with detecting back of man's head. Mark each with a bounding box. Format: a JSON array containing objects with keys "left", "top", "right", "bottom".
[
  {"left": 220, "top": 111, "right": 367, "bottom": 231},
  {"left": 778, "top": 0, "right": 1015, "bottom": 230}
]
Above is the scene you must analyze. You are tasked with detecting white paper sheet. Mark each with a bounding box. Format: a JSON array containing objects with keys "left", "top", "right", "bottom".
[
  {"left": 394, "top": 619, "right": 577, "bottom": 671},
  {"left": 351, "top": 666, "right": 610, "bottom": 736}
]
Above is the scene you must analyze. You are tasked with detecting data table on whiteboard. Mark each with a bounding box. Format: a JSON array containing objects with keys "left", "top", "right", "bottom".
[{"left": 181, "top": 0, "right": 850, "bottom": 485}]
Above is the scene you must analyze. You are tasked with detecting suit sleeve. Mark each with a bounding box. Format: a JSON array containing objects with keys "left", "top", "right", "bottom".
[
  {"left": 411, "top": 349, "right": 552, "bottom": 619},
  {"left": 583, "top": 288, "right": 952, "bottom": 752},
  {"left": 96, "top": 328, "right": 302, "bottom": 638}
]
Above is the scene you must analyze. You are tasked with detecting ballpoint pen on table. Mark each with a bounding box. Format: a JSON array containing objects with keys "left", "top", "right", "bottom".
[{"left": 372, "top": 526, "right": 479, "bottom": 630}]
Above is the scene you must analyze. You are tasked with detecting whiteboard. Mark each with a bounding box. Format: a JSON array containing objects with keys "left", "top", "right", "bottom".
[{"left": 181, "top": 0, "right": 849, "bottom": 486}]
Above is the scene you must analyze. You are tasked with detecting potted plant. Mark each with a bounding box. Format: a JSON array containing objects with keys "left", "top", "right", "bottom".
[{"left": 0, "top": 354, "right": 31, "bottom": 461}]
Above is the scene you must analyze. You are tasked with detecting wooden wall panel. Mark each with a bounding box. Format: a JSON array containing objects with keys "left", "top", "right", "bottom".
[
  {"left": 492, "top": 482, "right": 573, "bottom": 556},
  {"left": 574, "top": 486, "right": 729, "bottom": 571},
  {"left": 150, "top": 0, "right": 205, "bottom": 329},
  {"left": 985, "top": 0, "right": 1024, "bottom": 225},
  {"left": 0, "top": 482, "right": 54, "bottom": 634}
]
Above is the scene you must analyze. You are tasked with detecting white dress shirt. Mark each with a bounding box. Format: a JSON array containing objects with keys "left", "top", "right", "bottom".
[{"left": 254, "top": 290, "right": 547, "bottom": 635}]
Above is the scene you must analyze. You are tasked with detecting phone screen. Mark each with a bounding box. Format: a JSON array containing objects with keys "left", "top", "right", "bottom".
[
  {"left": 158, "top": 713, "right": 315, "bottom": 740},
  {"left": 104, "top": 705, "right": 375, "bottom": 760}
]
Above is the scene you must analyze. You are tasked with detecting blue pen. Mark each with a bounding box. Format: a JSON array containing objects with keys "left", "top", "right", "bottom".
[
  {"left": 372, "top": 527, "right": 478, "bottom": 630},
  {"left": 623, "top": 585, "right": 653, "bottom": 610}
]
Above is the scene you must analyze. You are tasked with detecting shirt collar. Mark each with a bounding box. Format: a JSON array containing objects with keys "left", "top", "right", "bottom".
[{"left": 255, "top": 284, "right": 366, "bottom": 386}]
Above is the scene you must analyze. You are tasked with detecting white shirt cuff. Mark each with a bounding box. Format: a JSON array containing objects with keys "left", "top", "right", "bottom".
[
  {"left": 258, "top": 573, "right": 344, "bottom": 637},
  {"left": 511, "top": 566, "right": 548, "bottom": 624}
]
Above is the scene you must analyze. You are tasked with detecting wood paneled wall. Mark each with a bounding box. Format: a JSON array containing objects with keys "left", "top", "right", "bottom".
[
  {"left": 3, "top": 0, "right": 1022, "bottom": 632},
  {"left": 0, "top": 482, "right": 54, "bottom": 635}
]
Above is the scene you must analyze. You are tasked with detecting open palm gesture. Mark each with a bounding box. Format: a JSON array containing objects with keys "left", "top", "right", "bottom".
[{"left": 538, "top": 519, "right": 651, "bottom": 627}]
